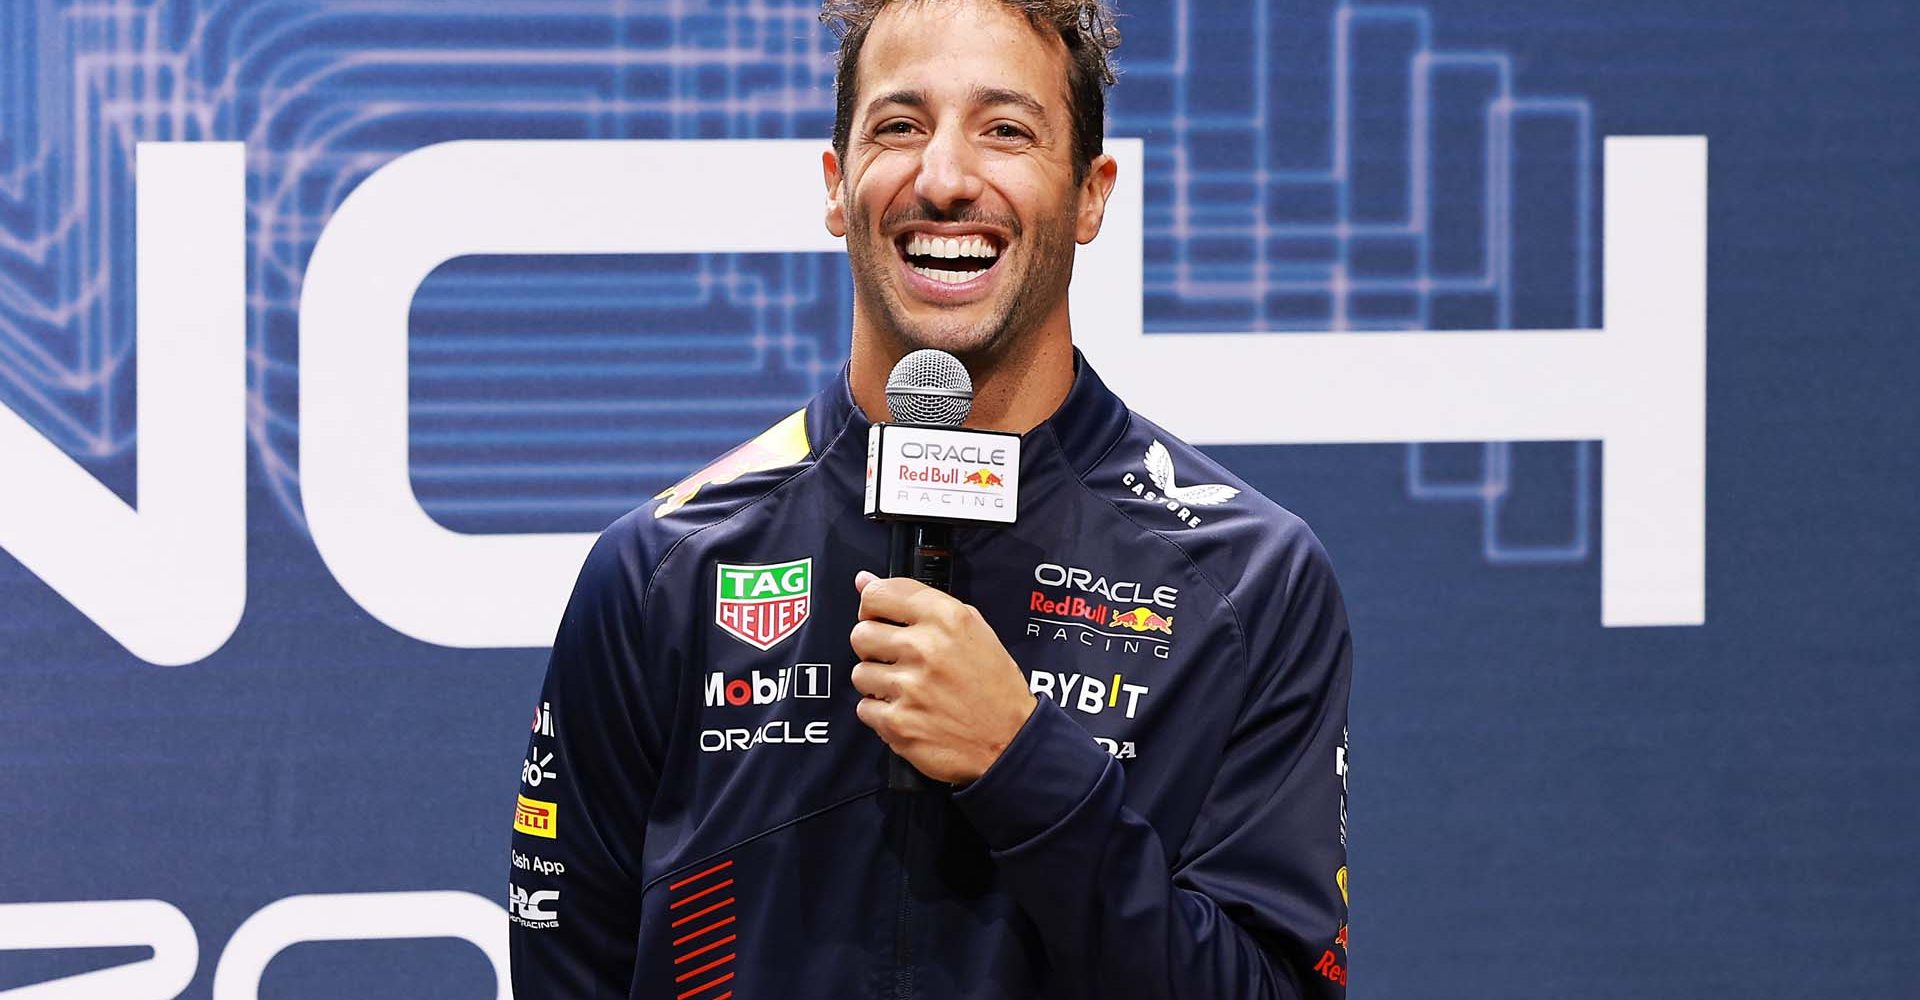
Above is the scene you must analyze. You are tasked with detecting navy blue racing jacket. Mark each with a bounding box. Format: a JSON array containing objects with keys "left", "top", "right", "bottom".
[{"left": 509, "top": 354, "right": 1353, "bottom": 999}]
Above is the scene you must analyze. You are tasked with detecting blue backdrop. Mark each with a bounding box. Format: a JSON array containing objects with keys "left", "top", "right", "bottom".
[{"left": 2, "top": 0, "right": 1915, "bottom": 996}]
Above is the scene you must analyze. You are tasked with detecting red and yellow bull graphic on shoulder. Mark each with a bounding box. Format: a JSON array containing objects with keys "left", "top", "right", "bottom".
[
  {"left": 654, "top": 409, "right": 810, "bottom": 519},
  {"left": 1025, "top": 562, "right": 1178, "bottom": 660},
  {"left": 715, "top": 558, "right": 812, "bottom": 651}
]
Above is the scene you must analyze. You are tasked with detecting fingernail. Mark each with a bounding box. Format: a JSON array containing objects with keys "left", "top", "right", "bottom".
[{"left": 855, "top": 570, "right": 877, "bottom": 590}]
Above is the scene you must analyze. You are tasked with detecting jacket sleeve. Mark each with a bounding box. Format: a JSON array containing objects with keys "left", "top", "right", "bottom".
[
  {"left": 510, "top": 526, "right": 667, "bottom": 999},
  {"left": 951, "top": 535, "right": 1353, "bottom": 999}
]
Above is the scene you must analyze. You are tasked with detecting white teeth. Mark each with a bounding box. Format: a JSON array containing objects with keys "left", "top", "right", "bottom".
[
  {"left": 903, "top": 234, "right": 999, "bottom": 259},
  {"left": 911, "top": 264, "right": 977, "bottom": 285}
]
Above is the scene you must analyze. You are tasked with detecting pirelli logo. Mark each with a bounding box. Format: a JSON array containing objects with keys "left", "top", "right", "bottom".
[{"left": 514, "top": 794, "right": 558, "bottom": 839}]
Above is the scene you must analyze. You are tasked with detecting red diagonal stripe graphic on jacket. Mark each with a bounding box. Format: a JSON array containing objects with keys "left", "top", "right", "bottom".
[
  {"left": 670, "top": 877, "right": 735, "bottom": 909},
  {"left": 666, "top": 855, "right": 739, "bottom": 999},
  {"left": 674, "top": 952, "right": 736, "bottom": 984},
  {"left": 669, "top": 896, "right": 735, "bottom": 928},
  {"left": 676, "top": 970, "right": 735, "bottom": 999},
  {"left": 675, "top": 933, "right": 738, "bottom": 965},
  {"left": 672, "top": 915, "right": 736, "bottom": 948},
  {"left": 669, "top": 859, "right": 735, "bottom": 892}
]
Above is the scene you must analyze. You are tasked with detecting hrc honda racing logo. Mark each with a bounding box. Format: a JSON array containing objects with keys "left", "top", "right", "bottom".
[
  {"left": 509, "top": 884, "right": 559, "bottom": 930},
  {"left": 1025, "top": 562, "right": 1178, "bottom": 659}
]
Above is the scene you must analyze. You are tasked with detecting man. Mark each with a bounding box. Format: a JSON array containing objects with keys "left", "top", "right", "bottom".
[{"left": 508, "top": 1, "right": 1353, "bottom": 996}]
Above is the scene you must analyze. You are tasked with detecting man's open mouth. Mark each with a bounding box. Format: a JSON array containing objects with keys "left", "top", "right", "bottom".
[{"left": 896, "top": 232, "right": 1003, "bottom": 285}]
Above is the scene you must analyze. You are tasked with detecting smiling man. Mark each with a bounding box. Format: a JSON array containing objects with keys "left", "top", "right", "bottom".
[
  {"left": 509, "top": 2, "right": 1353, "bottom": 998},
  {"left": 824, "top": 0, "right": 1110, "bottom": 432}
]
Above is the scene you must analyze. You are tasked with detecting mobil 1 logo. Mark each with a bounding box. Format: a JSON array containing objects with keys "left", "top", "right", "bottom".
[{"left": 705, "top": 663, "right": 831, "bottom": 708}]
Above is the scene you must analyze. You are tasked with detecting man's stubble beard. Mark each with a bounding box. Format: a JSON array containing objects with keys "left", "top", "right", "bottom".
[{"left": 845, "top": 193, "right": 1078, "bottom": 371}]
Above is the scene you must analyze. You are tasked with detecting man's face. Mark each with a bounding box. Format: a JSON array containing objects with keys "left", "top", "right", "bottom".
[{"left": 824, "top": 0, "right": 1113, "bottom": 361}]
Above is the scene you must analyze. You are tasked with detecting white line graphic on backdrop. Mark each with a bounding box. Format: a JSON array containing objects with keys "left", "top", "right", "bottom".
[
  {"left": 0, "top": 890, "right": 510, "bottom": 1000},
  {"left": 302, "top": 136, "right": 1701, "bottom": 651},
  {"left": 212, "top": 891, "right": 507, "bottom": 1000},
  {"left": 0, "top": 136, "right": 1700, "bottom": 665},
  {"left": 1079, "top": 137, "right": 1707, "bottom": 628},
  {"left": 0, "top": 898, "right": 197, "bottom": 999}
]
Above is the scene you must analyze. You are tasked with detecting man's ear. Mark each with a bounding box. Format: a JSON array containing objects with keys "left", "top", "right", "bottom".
[
  {"left": 1074, "top": 153, "right": 1119, "bottom": 245},
  {"left": 823, "top": 149, "right": 848, "bottom": 238}
]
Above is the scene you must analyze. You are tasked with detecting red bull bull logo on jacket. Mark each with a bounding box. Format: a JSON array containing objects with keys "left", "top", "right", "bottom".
[{"left": 1111, "top": 607, "right": 1175, "bottom": 634}]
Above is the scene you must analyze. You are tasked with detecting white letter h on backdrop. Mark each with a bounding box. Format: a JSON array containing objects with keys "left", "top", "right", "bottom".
[{"left": 0, "top": 136, "right": 1704, "bottom": 665}]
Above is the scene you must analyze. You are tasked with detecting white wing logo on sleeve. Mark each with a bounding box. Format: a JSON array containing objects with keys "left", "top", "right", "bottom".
[
  {"left": 1121, "top": 441, "right": 1241, "bottom": 528},
  {"left": 1144, "top": 441, "right": 1240, "bottom": 506}
]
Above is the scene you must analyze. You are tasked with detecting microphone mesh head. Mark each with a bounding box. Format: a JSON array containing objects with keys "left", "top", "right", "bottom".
[{"left": 885, "top": 349, "right": 973, "bottom": 426}]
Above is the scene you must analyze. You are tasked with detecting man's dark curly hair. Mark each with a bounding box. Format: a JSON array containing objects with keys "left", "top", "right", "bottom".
[{"left": 820, "top": 0, "right": 1121, "bottom": 183}]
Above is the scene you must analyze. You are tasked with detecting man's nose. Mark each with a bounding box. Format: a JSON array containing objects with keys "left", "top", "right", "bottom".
[{"left": 913, "top": 124, "right": 986, "bottom": 210}]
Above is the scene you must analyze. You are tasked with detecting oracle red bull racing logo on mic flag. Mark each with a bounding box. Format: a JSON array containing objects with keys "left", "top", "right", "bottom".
[{"left": 715, "top": 558, "right": 813, "bottom": 651}]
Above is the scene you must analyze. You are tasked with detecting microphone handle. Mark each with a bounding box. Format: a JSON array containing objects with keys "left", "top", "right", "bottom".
[{"left": 884, "top": 521, "right": 953, "bottom": 791}]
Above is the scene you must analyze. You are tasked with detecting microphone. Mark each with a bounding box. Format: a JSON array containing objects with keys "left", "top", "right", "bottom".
[
  {"left": 866, "top": 350, "right": 1021, "bottom": 790},
  {"left": 882, "top": 350, "right": 973, "bottom": 596}
]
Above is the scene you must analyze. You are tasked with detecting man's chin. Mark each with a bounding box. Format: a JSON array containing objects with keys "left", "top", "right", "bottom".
[
  {"left": 879, "top": 301, "right": 1010, "bottom": 357},
  {"left": 890, "top": 317, "right": 1007, "bottom": 362}
]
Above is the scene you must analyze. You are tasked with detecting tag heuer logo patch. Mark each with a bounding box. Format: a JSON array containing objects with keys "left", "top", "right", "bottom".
[{"left": 715, "top": 558, "right": 813, "bottom": 650}]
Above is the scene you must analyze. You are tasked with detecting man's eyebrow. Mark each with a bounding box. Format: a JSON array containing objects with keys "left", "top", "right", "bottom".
[
  {"left": 864, "top": 90, "right": 926, "bottom": 122},
  {"left": 969, "top": 86, "right": 1046, "bottom": 118}
]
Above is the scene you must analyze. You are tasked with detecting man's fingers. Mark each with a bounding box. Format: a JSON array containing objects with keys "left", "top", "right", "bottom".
[
  {"left": 850, "top": 661, "right": 908, "bottom": 702},
  {"left": 855, "top": 574, "right": 922, "bottom": 622},
  {"left": 856, "top": 573, "right": 951, "bottom": 624},
  {"left": 854, "top": 689, "right": 900, "bottom": 745},
  {"left": 849, "top": 619, "right": 910, "bottom": 663}
]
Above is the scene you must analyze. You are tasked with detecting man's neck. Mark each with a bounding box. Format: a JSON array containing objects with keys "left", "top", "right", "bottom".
[{"left": 849, "top": 318, "right": 1075, "bottom": 435}]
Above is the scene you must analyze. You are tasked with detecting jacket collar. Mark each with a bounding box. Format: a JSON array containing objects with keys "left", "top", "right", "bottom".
[{"left": 805, "top": 348, "right": 1130, "bottom": 477}]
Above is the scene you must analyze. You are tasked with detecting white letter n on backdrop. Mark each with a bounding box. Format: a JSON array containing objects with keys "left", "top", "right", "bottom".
[
  {"left": 300, "top": 140, "right": 845, "bottom": 648},
  {"left": 0, "top": 142, "right": 246, "bottom": 665}
]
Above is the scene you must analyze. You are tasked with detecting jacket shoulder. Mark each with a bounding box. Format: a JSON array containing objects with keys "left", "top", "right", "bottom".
[
  {"left": 589, "top": 407, "right": 819, "bottom": 580},
  {"left": 1091, "top": 410, "right": 1339, "bottom": 621}
]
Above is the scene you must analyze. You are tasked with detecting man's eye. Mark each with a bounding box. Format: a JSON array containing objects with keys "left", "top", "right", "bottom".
[
  {"left": 991, "top": 123, "right": 1029, "bottom": 139},
  {"left": 879, "top": 120, "right": 916, "bottom": 135}
]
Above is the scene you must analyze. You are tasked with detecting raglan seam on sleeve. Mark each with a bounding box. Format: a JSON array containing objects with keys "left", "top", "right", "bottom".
[
  {"left": 638, "top": 786, "right": 886, "bottom": 895},
  {"left": 1051, "top": 413, "right": 1255, "bottom": 697},
  {"left": 1169, "top": 628, "right": 1349, "bottom": 886},
  {"left": 640, "top": 386, "right": 867, "bottom": 605}
]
